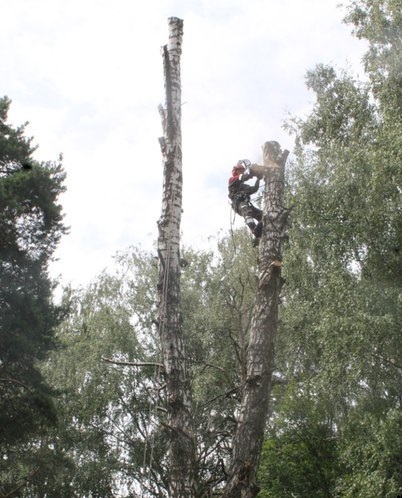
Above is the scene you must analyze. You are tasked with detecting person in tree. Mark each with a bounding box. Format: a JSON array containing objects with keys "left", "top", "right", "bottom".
[{"left": 228, "top": 159, "right": 263, "bottom": 243}]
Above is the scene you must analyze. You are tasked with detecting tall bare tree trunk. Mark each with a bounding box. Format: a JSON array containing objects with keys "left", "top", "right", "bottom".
[
  {"left": 157, "top": 17, "right": 196, "bottom": 498},
  {"left": 223, "top": 141, "right": 289, "bottom": 498}
]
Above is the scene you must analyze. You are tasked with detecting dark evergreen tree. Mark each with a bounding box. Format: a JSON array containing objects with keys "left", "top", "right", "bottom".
[{"left": 0, "top": 96, "right": 69, "bottom": 496}]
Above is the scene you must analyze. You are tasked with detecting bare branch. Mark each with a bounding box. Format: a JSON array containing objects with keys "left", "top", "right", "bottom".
[
  {"left": 101, "top": 357, "right": 164, "bottom": 369},
  {"left": 0, "top": 377, "right": 33, "bottom": 392},
  {"left": 1, "top": 466, "right": 40, "bottom": 498},
  {"left": 201, "top": 384, "right": 244, "bottom": 409}
]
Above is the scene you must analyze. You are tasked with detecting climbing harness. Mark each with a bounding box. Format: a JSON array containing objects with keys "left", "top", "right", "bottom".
[{"left": 228, "top": 175, "right": 265, "bottom": 248}]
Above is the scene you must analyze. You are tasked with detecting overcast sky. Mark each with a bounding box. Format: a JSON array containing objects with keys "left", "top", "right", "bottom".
[{"left": 2, "top": 0, "right": 368, "bottom": 289}]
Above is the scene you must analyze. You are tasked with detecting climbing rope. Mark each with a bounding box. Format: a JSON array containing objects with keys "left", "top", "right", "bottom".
[
  {"left": 141, "top": 361, "right": 162, "bottom": 497},
  {"left": 142, "top": 186, "right": 176, "bottom": 495}
]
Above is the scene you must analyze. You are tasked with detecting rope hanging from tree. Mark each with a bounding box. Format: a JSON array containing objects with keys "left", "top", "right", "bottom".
[{"left": 142, "top": 188, "right": 176, "bottom": 495}]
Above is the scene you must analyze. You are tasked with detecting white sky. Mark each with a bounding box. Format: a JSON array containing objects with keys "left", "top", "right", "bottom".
[{"left": 1, "top": 0, "right": 368, "bottom": 289}]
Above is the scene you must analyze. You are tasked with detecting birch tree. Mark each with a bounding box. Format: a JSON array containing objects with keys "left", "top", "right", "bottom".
[
  {"left": 223, "top": 141, "right": 289, "bottom": 498},
  {"left": 157, "top": 17, "right": 197, "bottom": 498}
]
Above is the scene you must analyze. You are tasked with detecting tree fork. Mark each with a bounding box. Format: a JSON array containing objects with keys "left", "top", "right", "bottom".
[
  {"left": 156, "top": 17, "right": 197, "bottom": 498},
  {"left": 223, "top": 140, "right": 289, "bottom": 498}
]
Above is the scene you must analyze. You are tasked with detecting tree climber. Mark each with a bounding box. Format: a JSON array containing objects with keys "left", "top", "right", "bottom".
[{"left": 228, "top": 159, "right": 263, "bottom": 244}]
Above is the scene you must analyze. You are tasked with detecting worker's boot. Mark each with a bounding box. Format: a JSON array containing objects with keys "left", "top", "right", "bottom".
[
  {"left": 246, "top": 220, "right": 256, "bottom": 233},
  {"left": 254, "top": 221, "right": 263, "bottom": 238}
]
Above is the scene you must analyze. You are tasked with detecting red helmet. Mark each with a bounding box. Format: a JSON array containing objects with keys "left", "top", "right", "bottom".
[{"left": 234, "top": 160, "right": 246, "bottom": 172}]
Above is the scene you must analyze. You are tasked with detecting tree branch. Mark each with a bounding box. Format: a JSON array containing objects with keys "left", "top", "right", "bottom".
[
  {"left": 201, "top": 384, "right": 244, "bottom": 409},
  {"left": 0, "top": 466, "right": 40, "bottom": 498},
  {"left": 101, "top": 357, "right": 164, "bottom": 369},
  {"left": 0, "top": 377, "right": 33, "bottom": 392}
]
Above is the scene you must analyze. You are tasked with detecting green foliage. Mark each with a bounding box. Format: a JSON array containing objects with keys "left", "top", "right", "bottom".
[
  {"left": 39, "top": 230, "right": 259, "bottom": 497},
  {"left": 344, "top": 0, "right": 402, "bottom": 118},
  {"left": 0, "top": 96, "right": 35, "bottom": 163},
  {"left": 42, "top": 252, "right": 168, "bottom": 497},
  {"left": 259, "top": 383, "right": 340, "bottom": 498},
  {"left": 0, "top": 97, "right": 68, "bottom": 496},
  {"left": 3, "top": 1, "right": 401, "bottom": 496},
  {"left": 186, "top": 230, "right": 259, "bottom": 492},
  {"left": 335, "top": 407, "right": 401, "bottom": 498},
  {"left": 260, "top": 0, "right": 401, "bottom": 496}
]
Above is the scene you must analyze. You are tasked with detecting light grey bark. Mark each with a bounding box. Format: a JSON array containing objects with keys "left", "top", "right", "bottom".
[
  {"left": 157, "top": 17, "right": 196, "bottom": 498},
  {"left": 223, "top": 141, "right": 289, "bottom": 498}
]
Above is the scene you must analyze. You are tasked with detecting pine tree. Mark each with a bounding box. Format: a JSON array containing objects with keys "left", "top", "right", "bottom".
[{"left": 0, "top": 96, "right": 68, "bottom": 497}]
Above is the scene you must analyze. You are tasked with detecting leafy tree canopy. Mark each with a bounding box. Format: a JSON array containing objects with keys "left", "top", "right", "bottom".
[{"left": 260, "top": 0, "right": 401, "bottom": 496}]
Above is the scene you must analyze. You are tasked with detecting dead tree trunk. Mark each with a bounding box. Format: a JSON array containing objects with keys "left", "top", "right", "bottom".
[
  {"left": 157, "top": 17, "right": 196, "bottom": 498},
  {"left": 223, "top": 141, "right": 289, "bottom": 498}
]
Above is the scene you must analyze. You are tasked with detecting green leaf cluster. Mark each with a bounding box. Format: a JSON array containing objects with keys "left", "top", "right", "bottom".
[
  {"left": 260, "top": 0, "right": 401, "bottom": 496},
  {"left": 38, "top": 230, "right": 259, "bottom": 497},
  {"left": 43, "top": 252, "right": 168, "bottom": 497}
]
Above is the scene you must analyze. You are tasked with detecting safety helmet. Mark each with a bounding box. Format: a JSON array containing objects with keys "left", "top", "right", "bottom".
[{"left": 234, "top": 160, "right": 246, "bottom": 171}]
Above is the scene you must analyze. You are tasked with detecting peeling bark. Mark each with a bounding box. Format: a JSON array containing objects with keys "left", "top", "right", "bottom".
[
  {"left": 157, "top": 17, "right": 196, "bottom": 498},
  {"left": 223, "top": 141, "right": 289, "bottom": 498}
]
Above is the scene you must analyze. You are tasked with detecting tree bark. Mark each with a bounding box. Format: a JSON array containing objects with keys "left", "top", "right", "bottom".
[
  {"left": 157, "top": 17, "right": 197, "bottom": 498},
  {"left": 223, "top": 141, "right": 289, "bottom": 498}
]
